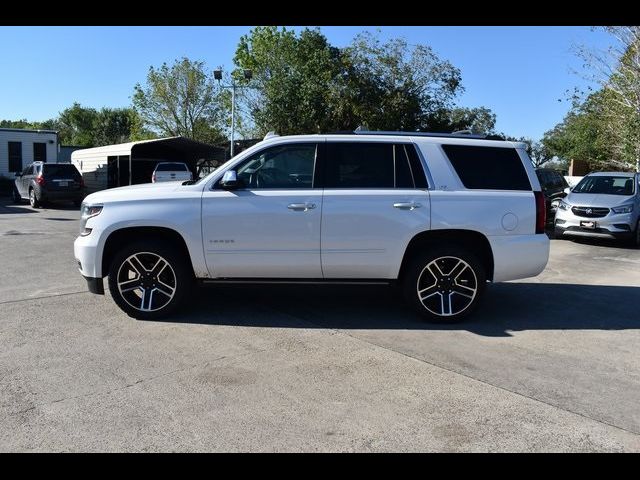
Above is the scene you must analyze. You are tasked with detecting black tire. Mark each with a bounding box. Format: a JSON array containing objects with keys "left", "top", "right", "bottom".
[
  {"left": 107, "top": 240, "right": 193, "bottom": 320},
  {"left": 29, "top": 188, "right": 41, "bottom": 208},
  {"left": 12, "top": 186, "right": 22, "bottom": 204},
  {"left": 553, "top": 227, "right": 565, "bottom": 240},
  {"left": 402, "top": 246, "right": 486, "bottom": 323},
  {"left": 632, "top": 220, "right": 640, "bottom": 248}
]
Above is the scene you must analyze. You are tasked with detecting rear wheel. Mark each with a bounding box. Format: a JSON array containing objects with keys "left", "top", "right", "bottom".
[
  {"left": 29, "top": 188, "right": 41, "bottom": 208},
  {"left": 403, "top": 247, "right": 486, "bottom": 323},
  {"left": 108, "top": 240, "right": 192, "bottom": 320},
  {"left": 12, "top": 186, "right": 22, "bottom": 204}
]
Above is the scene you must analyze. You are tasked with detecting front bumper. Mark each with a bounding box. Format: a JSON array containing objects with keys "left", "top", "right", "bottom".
[
  {"left": 74, "top": 231, "right": 102, "bottom": 279},
  {"left": 555, "top": 207, "right": 635, "bottom": 240}
]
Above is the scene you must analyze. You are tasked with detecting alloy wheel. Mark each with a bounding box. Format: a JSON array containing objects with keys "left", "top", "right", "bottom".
[
  {"left": 416, "top": 256, "right": 478, "bottom": 317},
  {"left": 116, "top": 252, "right": 177, "bottom": 312}
]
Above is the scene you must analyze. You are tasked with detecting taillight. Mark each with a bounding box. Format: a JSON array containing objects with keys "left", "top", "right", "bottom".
[
  {"left": 534, "top": 191, "right": 546, "bottom": 234},
  {"left": 36, "top": 175, "right": 45, "bottom": 186}
]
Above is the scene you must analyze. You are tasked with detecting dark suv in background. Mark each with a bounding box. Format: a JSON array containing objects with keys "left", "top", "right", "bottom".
[
  {"left": 535, "top": 168, "right": 569, "bottom": 225},
  {"left": 13, "top": 162, "right": 85, "bottom": 208}
]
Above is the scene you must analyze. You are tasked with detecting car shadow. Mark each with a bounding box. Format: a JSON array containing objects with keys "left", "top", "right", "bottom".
[
  {"left": 566, "top": 236, "right": 639, "bottom": 250},
  {"left": 0, "top": 201, "right": 40, "bottom": 214},
  {"left": 161, "top": 282, "right": 640, "bottom": 337}
]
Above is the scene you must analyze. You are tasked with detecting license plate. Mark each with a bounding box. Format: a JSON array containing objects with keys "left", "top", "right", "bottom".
[
  {"left": 59, "top": 181, "right": 68, "bottom": 187},
  {"left": 580, "top": 221, "right": 596, "bottom": 229}
]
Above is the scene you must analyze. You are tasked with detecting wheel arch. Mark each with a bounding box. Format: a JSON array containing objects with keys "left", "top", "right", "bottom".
[
  {"left": 398, "top": 229, "right": 495, "bottom": 282},
  {"left": 101, "top": 226, "right": 195, "bottom": 279}
]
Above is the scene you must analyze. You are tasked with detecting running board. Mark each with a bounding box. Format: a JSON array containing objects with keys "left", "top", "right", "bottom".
[{"left": 200, "top": 278, "right": 394, "bottom": 286}]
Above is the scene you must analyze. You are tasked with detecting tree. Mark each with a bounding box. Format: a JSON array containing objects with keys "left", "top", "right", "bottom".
[
  {"left": 233, "top": 27, "right": 472, "bottom": 135},
  {"left": 92, "top": 108, "right": 151, "bottom": 146},
  {"left": 234, "top": 27, "right": 343, "bottom": 135},
  {"left": 430, "top": 106, "right": 497, "bottom": 134},
  {"left": 575, "top": 27, "right": 640, "bottom": 171},
  {"left": 543, "top": 89, "right": 634, "bottom": 171},
  {"left": 133, "top": 57, "right": 226, "bottom": 144}
]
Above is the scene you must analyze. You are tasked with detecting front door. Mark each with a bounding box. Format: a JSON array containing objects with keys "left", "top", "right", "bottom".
[{"left": 201, "top": 142, "right": 323, "bottom": 278}]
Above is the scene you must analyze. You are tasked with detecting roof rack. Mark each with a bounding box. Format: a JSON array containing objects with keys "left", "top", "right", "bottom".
[{"left": 352, "top": 127, "right": 504, "bottom": 141}]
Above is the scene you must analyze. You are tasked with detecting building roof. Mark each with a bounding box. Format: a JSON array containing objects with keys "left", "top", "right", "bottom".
[
  {"left": 71, "top": 136, "right": 220, "bottom": 159},
  {"left": 0, "top": 127, "right": 58, "bottom": 134}
]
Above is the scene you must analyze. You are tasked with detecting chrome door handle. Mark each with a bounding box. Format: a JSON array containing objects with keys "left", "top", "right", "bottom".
[
  {"left": 393, "top": 202, "right": 421, "bottom": 210},
  {"left": 288, "top": 203, "right": 316, "bottom": 211}
]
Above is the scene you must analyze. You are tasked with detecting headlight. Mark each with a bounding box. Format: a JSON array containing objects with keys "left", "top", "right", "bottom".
[
  {"left": 611, "top": 204, "right": 634, "bottom": 214},
  {"left": 558, "top": 200, "right": 571, "bottom": 211},
  {"left": 79, "top": 204, "right": 103, "bottom": 236}
]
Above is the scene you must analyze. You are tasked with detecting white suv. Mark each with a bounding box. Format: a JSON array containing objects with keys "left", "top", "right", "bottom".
[{"left": 74, "top": 131, "right": 549, "bottom": 322}]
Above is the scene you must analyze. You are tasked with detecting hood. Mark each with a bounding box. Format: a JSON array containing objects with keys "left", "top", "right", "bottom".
[
  {"left": 565, "top": 192, "right": 635, "bottom": 208},
  {"left": 83, "top": 181, "right": 189, "bottom": 204}
]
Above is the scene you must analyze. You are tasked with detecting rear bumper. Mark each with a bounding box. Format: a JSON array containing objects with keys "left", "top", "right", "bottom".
[
  {"left": 83, "top": 276, "right": 104, "bottom": 295},
  {"left": 488, "top": 234, "right": 550, "bottom": 282},
  {"left": 40, "top": 189, "right": 84, "bottom": 201}
]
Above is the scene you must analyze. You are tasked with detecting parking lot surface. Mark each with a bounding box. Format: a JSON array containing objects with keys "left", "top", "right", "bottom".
[{"left": 1, "top": 199, "right": 639, "bottom": 452}]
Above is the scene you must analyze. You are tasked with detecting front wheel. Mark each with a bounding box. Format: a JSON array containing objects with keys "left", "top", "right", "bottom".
[
  {"left": 403, "top": 247, "right": 486, "bottom": 323},
  {"left": 107, "top": 241, "right": 192, "bottom": 320},
  {"left": 632, "top": 220, "right": 640, "bottom": 248}
]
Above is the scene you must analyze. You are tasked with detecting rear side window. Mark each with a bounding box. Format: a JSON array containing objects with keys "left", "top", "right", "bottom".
[
  {"left": 442, "top": 145, "right": 531, "bottom": 191},
  {"left": 155, "top": 163, "right": 188, "bottom": 171},
  {"left": 324, "top": 142, "right": 428, "bottom": 189},
  {"left": 43, "top": 164, "right": 80, "bottom": 178}
]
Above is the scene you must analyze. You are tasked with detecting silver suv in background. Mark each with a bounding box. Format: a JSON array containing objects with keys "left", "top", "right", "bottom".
[
  {"left": 151, "top": 162, "right": 193, "bottom": 183},
  {"left": 554, "top": 172, "right": 640, "bottom": 246}
]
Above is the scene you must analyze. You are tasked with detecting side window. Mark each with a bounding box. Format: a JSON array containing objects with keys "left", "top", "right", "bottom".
[
  {"left": 394, "top": 144, "right": 414, "bottom": 189},
  {"left": 442, "top": 145, "right": 531, "bottom": 191},
  {"left": 325, "top": 142, "right": 394, "bottom": 188},
  {"left": 229, "top": 143, "right": 317, "bottom": 189},
  {"left": 404, "top": 144, "right": 429, "bottom": 188}
]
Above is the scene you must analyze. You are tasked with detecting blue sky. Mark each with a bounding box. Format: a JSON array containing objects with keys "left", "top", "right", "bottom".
[{"left": 0, "top": 26, "right": 614, "bottom": 140}]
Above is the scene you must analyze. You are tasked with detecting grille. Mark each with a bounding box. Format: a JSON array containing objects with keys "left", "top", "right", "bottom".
[{"left": 571, "top": 206, "right": 609, "bottom": 218}]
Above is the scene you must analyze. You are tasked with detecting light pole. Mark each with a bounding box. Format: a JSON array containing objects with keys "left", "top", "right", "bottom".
[{"left": 214, "top": 68, "right": 253, "bottom": 158}]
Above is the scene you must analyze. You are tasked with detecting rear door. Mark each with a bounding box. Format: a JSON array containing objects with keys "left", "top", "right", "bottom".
[{"left": 320, "top": 141, "right": 431, "bottom": 279}]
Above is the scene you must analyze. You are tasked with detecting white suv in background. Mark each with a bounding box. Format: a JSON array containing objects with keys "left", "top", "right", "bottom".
[
  {"left": 151, "top": 162, "right": 193, "bottom": 183},
  {"left": 74, "top": 130, "right": 549, "bottom": 322}
]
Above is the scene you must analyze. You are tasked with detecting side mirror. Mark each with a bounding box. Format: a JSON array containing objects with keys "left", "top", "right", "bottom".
[
  {"left": 550, "top": 199, "right": 561, "bottom": 211},
  {"left": 219, "top": 170, "right": 241, "bottom": 190},
  {"left": 15, "top": 172, "right": 22, "bottom": 178},
  {"left": 563, "top": 187, "right": 571, "bottom": 195}
]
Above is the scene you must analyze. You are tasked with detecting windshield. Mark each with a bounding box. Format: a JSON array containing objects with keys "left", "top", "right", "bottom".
[{"left": 572, "top": 176, "right": 635, "bottom": 196}]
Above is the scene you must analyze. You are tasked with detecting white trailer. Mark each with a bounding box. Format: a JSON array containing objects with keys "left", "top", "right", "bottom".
[{"left": 71, "top": 137, "right": 217, "bottom": 193}]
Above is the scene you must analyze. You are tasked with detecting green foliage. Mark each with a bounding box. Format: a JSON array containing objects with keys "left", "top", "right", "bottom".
[
  {"left": 133, "top": 57, "right": 226, "bottom": 144},
  {"left": 543, "top": 89, "right": 637, "bottom": 171},
  {"left": 2, "top": 104, "right": 151, "bottom": 147},
  {"left": 430, "top": 106, "right": 497, "bottom": 134},
  {"left": 234, "top": 27, "right": 479, "bottom": 135}
]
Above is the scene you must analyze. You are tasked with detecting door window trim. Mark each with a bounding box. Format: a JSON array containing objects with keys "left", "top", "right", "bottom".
[{"left": 212, "top": 142, "right": 321, "bottom": 191}]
